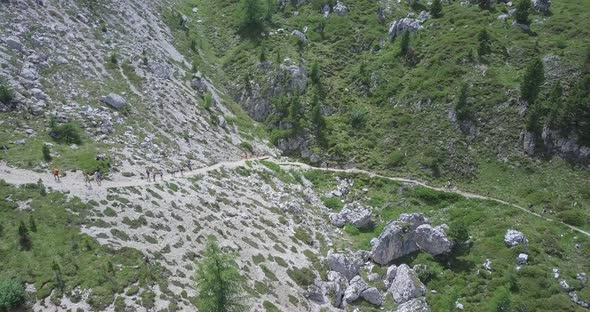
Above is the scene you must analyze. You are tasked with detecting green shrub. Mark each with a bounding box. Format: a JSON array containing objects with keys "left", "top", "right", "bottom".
[
  {"left": 240, "top": 141, "right": 253, "bottom": 153},
  {"left": 287, "top": 267, "right": 316, "bottom": 287},
  {"left": 294, "top": 227, "right": 313, "bottom": 245},
  {"left": 203, "top": 92, "right": 213, "bottom": 111},
  {"left": 0, "top": 279, "right": 25, "bottom": 311},
  {"left": 322, "top": 197, "right": 344, "bottom": 211},
  {"left": 42, "top": 145, "right": 52, "bottom": 162},
  {"left": 558, "top": 210, "right": 587, "bottom": 226},
  {"left": 430, "top": 0, "right": 442, "bottom": 18},
  {"left": 0, "top": 81, "right": 13, "bottom": 104},
  {"left": 515, "top": 0, "right": 530, "bottom": 24},
  {"left": 387, "top": 151, "right": 404, "bottom": 168},
  {"left": 520, "top": 58, "right": 544, "bottom": 105},
  {"left": 263, "top": 300, "right": 280, "bottom": 312},
  {"left": 448, "top": 220, "right": 469, "bottom": 243},
  {"left": 50, "top": 122, "right": 83, "bottom": 145}
]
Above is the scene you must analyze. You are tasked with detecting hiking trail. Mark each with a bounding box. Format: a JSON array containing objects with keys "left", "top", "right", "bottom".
[{"left": 1, "top": 157, "right": 588, "bottom": 237}]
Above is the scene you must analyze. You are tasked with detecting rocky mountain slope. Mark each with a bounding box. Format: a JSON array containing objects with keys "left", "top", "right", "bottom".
[{"left": 1, "top": 0, "right": 590, "bottom": 311}]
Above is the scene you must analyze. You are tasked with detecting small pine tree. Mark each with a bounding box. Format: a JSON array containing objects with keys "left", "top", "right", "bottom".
[
  {"left": 259, "top": 45, "right": 267, "bottom": 63},
  {"left": 289, "top": 96, "right": 302, "bottom": 128},
  {"left": 479, "top": 0, "right": 491, "bottom": 10},
  {"left": 109, "top": 52, "right": 118, "bottom": 65},
  {"left": 265, "top": 0, "right": 275, "bottom": 21},
  {"left": 515, "top": 0, "right": 530, "bottom": 24},
  {"left": 0, "top": 223, "right": 3, "bottom": 238},
  {"left": 203, "top": 93, "right": 213, "bottom": 111},
  {"left": 18, "top": 221, "right": 31, "bottom": 251},
  {"left": 477, "top": 29, "right": 492, "bottom": 57},
  {"left": 196, "top": 236, "right": 245, "bottom": 312},
  {"left": 430, "top": 0, "right": 443, "bottom": 18},
  {"left": 311, "top": 94, "right": 325, "bottom": 131},
  {"left": 310, "top": 62, "right": 321, "bottom": 85},
  {"left": 400, "top": 31, "right": 410, "bottom": 57},
  {"left": 0, "top": 80, "right": 13, "bottom": 104},
  {"left": 520, "top": 57, "right": 545, "bottom": 105},
  {"left": 240, "top": 0, "right": 263, "bottom": 30},
  {"left": 455, "top": 84, "right": 470, "bottom": 121},
  {"left": 29, "top": 216, "right": 37, "bottom": 233},
  {"left": 42, "top": 145, "right": 52, "bottom": 162}
]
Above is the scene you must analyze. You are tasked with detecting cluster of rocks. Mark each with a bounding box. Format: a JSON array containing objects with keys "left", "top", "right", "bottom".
[
  {"left": 370, "top": 213, "right": 454, "bottom": 265},
  {"left": 552, "top": 268, "right": 589, "bottom": 308},
  {"left": 325, "top": 177, "right": 353, "bottom": 198},
  {"left": 307, "top": 251, "right": 429, "bottom": 310},
  {"left": 319, "top": 1, "right": 348, "bottom": 18},
  {"left": 388, "top": 11, "right": 431, "bottom": 40},
  {"left": 329, "top": 202, "right": 373, "bottom": 229}
]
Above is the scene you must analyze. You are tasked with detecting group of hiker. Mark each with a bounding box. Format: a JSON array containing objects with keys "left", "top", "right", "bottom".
[
  {"left": 52, "top": 166, "right": 103, "bottom": 188},
  {"left": 145, "top": 159, "right": 193, "bottom": 182}
]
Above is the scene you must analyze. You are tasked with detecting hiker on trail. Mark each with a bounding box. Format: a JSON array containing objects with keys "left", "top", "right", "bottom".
[
  {"left": 53, "top": 168, "right": 61, "bottom": 182},
  {"left": 159, "top": 169, "right": 164, "bottom": 181},
  {"left": 146, "top": 168, "right": 151, "bottom": 182},
  {"left": 84, "top": 172, "right": 92, "bottom": 188},
  {"left": 187, "top": 160, "right": 192, "bottom": 171},
  {"left": 180, "top": 166, "right": 184, "bottom": 176},
  {"left": 94, "top": 170, "right": 102, "bottom": 186}
]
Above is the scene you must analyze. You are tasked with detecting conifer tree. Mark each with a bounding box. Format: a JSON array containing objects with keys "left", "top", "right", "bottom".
[
  {"left": 239, "top": 0, "right": 263, "bottom": 30},
  {"left": 430, "top": 0, "right": 443, "bottom": 18},
  {"left": 520, "top": 57, "right": 544, "bottom": 105},
  {"left": 515, "top": 0, "right": 530, "bottom": 24},
  {"left": 477, "top": 29, "right": 491, "bottom": 57},
  {"left": 400, "top": 31, "right": 410, "bottom": 57},
  {"left": 196, "top": 236, "right": 245, "bottom": 312}
]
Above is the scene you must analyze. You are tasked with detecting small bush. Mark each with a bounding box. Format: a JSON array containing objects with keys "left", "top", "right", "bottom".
[
  {"left": 448, "top": 220, "right": 469, "bottom": 242},
  {"left": 240, "top": 142, "right": 253, "bottom": 153},
  {"left": 287, "top": 267, "right": 316, "bottom": 287},
  {"left": 42, "top": 145, "right": 52, "bottom": 161},
  {"left": 321, "top": 197, "right": 344, "bottom": 211},
  {"left": 344, "top": 224, "right": 360, "bottom": 236},
  {"left": 387, "top": 151, "right": 404, "bottom": 168},
  {"left": 50, "top": 122, "right": 83, "bottom": 145},
  {"left": 203, "top": 92, "right": 213, "bottom": 111},
  {"left": 0, "top": 279, "right": 25, "bottom": 311},
  {"left": 0, "top": 81, "right": 14, "bottom": 104},
  {"left": 294, "top": 227, "right": 313, "bottom": 245}
]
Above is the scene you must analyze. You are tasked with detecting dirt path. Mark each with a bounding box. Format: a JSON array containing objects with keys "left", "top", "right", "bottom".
[
  {"left": 1, "top": 157, "right": 589, "bottom": 237},
  {"left": 276, "top": 161, "right": 590, "bottom": 238}
]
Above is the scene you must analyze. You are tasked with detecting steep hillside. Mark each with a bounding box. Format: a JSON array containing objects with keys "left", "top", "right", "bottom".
[
  {"left": 167, "top": 0, "right": 590, "bottom": 231},
  {"left": 1, "top": 0, "right": 590, "bottom": 311}
]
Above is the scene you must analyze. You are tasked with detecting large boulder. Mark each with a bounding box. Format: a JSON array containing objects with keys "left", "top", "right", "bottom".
[
  {"left": 389, "top": 18, "right": 422, "bottom": 40},
  {"left": 327, "top": 251, "right": 368, "bottom": 281},
  {"left": 101, "top": 93, "right": 127, "bottom": 110},
  {"left": 532, "top": 0, "right": 551, "bottom": 12},
  {"left": 326, "top": 271, "right": 348, "bottom": 308},
  {"left": 389, "top": 264, "right": 426, "bottom": 304},
  {"left": 370, "top": 214, "right": 428, "bottom": 265},
  {"left": 384, "top": 265, "right": 398, "bottom": 288},
  {"left": 291, "top": 30, "right": 308, "bottom": 44},
  {"left": 329, "top": 203, "right": 373, "bottom": 229},
  {"left": 361, "top": 287, "right": 384, "bottom": 306},
  {"left": 5, "top": 36, "right": 23, "bottom": 52},
  {"left": 415, "top": 224, "right": 454, "bottom": 256},
  {"left": 504, "top": 229, "right": 528, "bottom": 247},
  {"left": 396, "top": 297, "right": 430, "bottom": 312},
  {"left": 343, "top": 275, "right": 368, "bottom": 304},
  {"left": 334, "top": 1, "right": 347, "bottom": 16}
]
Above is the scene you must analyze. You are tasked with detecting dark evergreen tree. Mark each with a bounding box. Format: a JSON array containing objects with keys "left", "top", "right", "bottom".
[
  {"left": 477, "top": 29, "right": 492, "bottom": 57},
  {"left": 455, "top": 84, "right": 470, "bottom": 121},
  {"left": 196, "top": 236, "right": 245, "bottom": 312},
  {"left": 239, "top": 0, "right": 263, "bottom": 30},
  {"left": 29, "top": 216, "right": 37, "bottom": 233},
  {"left": 520, "top": 57, "right": 544, "bottom": 105},
  {"left": 18, "top": 221, "right": 31, "bottom": 251},
  {"left": 515, "top": 0, "right": 530, "bottom": 24},
  {"left": 430, "top": 0, "right": 443, "bottom": 18},
  {"left": 400, "top": 31, "right": 410, "bottom": 57}
]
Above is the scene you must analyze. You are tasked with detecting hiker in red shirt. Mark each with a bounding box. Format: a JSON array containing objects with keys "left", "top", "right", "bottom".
[{"left": 53, "top": 168, "right": 61, "bottom": 181}]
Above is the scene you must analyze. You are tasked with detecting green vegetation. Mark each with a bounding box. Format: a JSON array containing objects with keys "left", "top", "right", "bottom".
[
  {"left": 0, "top": 182, "right": 164, "bottom": 310},
  {"left": 0, "top": 80, "right": 13, "bottom": 104},
  {"left": 430, "top": 0, "right": 442, "bottom": 18},
  {"left": 49, "top": 119, "right": 83, "bottom": 145},
  {"left": 304, "top": 171, "right": 590, "bottom": 311},
  {"left": 0, "top": 279, "right": 25, "bottom": 311},
  {"left": 287, "top": 267, "right": 316, "bottom": 287},
  {"left": 195, "top": 236, "right": 245, "bottom": 312},
  {"left": 515, "top": 0, "right": 530, "bottom": 25},
  {"left": 42, "top": 145, "right": 52, "bottom": 162},
  {"left": 520, "top": 57, "right": 544, "bottom": 105}
]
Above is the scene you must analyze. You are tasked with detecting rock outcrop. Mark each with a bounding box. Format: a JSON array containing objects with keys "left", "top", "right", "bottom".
[
  {"left": 389, "top": 18, "right": 422, "bottom": 40},
  {"left": 396, "top": 297, "right": 430, "bottom": 312},
  {"left": 101, "top": 93, "right": 127, "bottom": 110},
  {"left": 343, "top": 275, "right": 368, "bottom": 304},
  {"left": 415, "top": 224, "right": 454, "bottom": 256},
  {"left": 370, "top": 214, "right": 451, "bottom": 265},
  {"left": 329, "top": 203, "right": 373, "bottom": 229},
  {"left": 532, "top": 0, "right": 551, "bottom": 12},
  {"left": 327, "top": 251, "right": 368, "bottom": 281},
  {"left": 389, "top": 264, "right": 426, "bottom": 304},
  {"left": 504, "top": 229, "right": 528, "bottom": 247}
]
